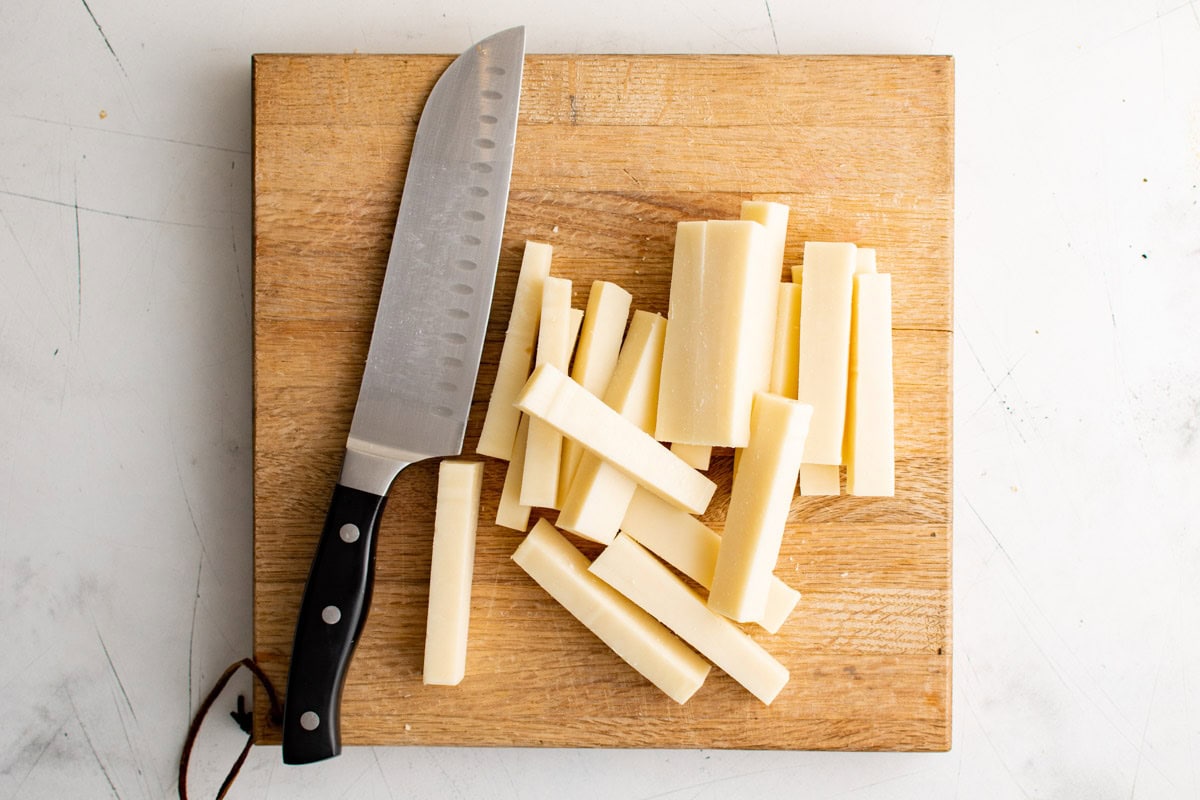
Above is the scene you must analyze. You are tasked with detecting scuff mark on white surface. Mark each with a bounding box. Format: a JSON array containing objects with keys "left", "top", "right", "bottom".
[
  {"left": 0, "top": 188, "right": 221, "bottom": 229},
  {"left": 73, "top": 174, "right": 82, "bottom": 338},
  {"left": 78, "top": 0, "right": 127, "bottom": 77},
  {"left": 188, "top": 560, "right": 202, "bottom": 714},
  {"left": 10, "top": 113, "right": 251, "bottom": 155},
  {"left": 68, "top": 689, "right": 120, "bottom": 798},
  {"left": 763, "top": 0, "right": 780, "bottom": 54}
]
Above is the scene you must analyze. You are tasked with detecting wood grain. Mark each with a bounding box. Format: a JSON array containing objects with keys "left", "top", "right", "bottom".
[{"left": 253, "top": 54, "right": 953, "bottom": 751}]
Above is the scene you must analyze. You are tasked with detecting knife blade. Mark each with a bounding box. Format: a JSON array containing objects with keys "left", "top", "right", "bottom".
[{"left": 281, "top": 26, "right": 525, "bottom": 765}]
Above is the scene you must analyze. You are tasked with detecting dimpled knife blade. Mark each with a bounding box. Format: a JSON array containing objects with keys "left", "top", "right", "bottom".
[{"left": 281, "top": 27, "right": 525, "bottom": 765}]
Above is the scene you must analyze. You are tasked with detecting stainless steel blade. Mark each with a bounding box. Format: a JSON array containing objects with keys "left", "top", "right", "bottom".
[{"left": 341, "top": 27, "right": 524, "bottom": 494}]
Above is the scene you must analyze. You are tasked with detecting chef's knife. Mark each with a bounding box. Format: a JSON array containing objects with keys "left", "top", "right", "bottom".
[{"left": 281, "top": 27, "right": 525, "bottom": 765}]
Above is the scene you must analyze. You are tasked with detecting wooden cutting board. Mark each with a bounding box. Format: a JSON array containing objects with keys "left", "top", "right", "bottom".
[{"left": 252, "top": 53, "right": 953, "bottom": 751}]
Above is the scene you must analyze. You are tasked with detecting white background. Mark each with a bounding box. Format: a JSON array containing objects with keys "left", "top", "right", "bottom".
[{"left": 2, "top": 0, "right": 1198, "bottom": 797}]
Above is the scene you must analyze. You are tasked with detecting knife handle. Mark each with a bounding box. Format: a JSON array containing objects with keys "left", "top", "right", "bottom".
[{"left": 282, "top": 483, "right": 387, "bottom": 765}]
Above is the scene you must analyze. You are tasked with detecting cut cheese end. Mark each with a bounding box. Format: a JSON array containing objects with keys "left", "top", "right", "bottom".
[
  {"left": 656, "top": 219, "right": 779, "bottom": 447},
  {"left": 477, "top": 241, "right": 553, "bottom": 460},
  {"left": 511, "top": 520, "right": 711, "bottom": 704},
  {"left": 798, "top": 463, "right": 840, "bottom": 496},
  {"left": 556, "top": 312, "right": 668, "bottom": 542},
  {"left": 556, "top": 454, "right": 637, "bottom": 544},
  {"left": 590, "top": 534, "right": 789, "bottom": 705},
  {"left": 560, "top": 281, "right": 633, "bottom": 505},
  {"left": 708, "top": 393, "right": 812, "bottom": 623},
  {"left": 620, "top": 488, "right": 801, "bottom": 634},
  {"left": 845, "top": 272, "right": 895, "bottom": 496},
  {"left": 670, "top": 443, "right": 712, "bottom": 471},
  {"left": 520, "top": 277, "right": 573, "bottom": 508},
  {"left": 423, "top": 461, "right": 484, "bottom": 686},
  {"left": 856, "top": 247, "right": 877, "bottom": 274},
  {"left": 739, "top": 201, "right": 790, "bottom": 281},
  {"left": 516, "top": 363, "right": 717, "bottom": 515},
  {"left": 757, "top": 581, "right": 801, "bottom": 635},
  {"left": 768, "top": 282, "right": 802, "bottom": 399},
  {"left": 495, "top": 415, "right": 533, "bottom": 531},
  {"left": 796, "top": 241, "right": 856, "bottom": 465}
]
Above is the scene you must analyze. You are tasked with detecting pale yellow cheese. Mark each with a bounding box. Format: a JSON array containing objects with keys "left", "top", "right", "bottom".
[
  {"left": 516, "top": 363, "right": 716, "bottom": 515},
  {"left": 559, "top": 281, "right": 633, "bottom": 505},
  {"left": 855, "top": 247, "right": 877, "bottom": 274},
  {"left": 795, "top": 241, "right": 856, "bottom": 465},
  {"left": 599, "top": 310, "right": 666, "bottom": 434},
  {"left": 511, "top": 520, "right": 710, "bottom": 704},
  {"left": 620, "top": 488, "right": 801, "bottom": 634},
  {"left": 590, "top": 534, "right": 790, "bottom": 705},
  {"left": 556, "top": 311, "right": 666, "bottom": 543},
  {"left": 740, "top": 199, "right": 791, "bottom": 419},
  {"left": 844, "top": 272, "right": 895, "bottom": 496},
  {"left": 555, "top": 454, "right": 638, "bottom": 544},
  {"left": 740, "top": 201, "right": 789, "bottom": 271},
  {"left": 477, "top": 241, "right": 553, "bottom": 460},
  {"left": 708, "top": 393, "right": 812, "bottom": 623},
  {"left": 567, "top": 307, "right": 584, "bottom": 363},
  {"left": 670, "top": 443, "right": 711, "bottom": 471},
  {"left": 521, "top": 277, "right": 573, "bottom": 508},
  {"left": 495, "top": 415, "right": 532, "bottom": 531},
  {"left": 798, "top": 463, "right": 839, "bottom": 496},
  {"left": 423, "top": 461, "right": 484, "bottom": 685},
  {"left": 656, "top": 219, "right": 779, "bottom": 448},
  {"left": 768, "top": 282, "right": 802, "bottom": 399}
]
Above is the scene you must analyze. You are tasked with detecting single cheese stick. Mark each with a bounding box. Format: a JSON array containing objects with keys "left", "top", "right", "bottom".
[
  {"left": 521, "top": 277, "right": 573, "bottom": 508},
  {"left": 477, "top": 241, "right": 553, "bottom": 460},
  {"left": 656, "top": 219, "right": 779, "bottom": 447},
  {"left": 620, "top": 488, "right": 801, "bottom": 634},
  {"left": 516, "top": 363, "right": 717, "bottom": 515},
  {"left": 495, "top": 415, "right": 533, "bottom": 531},
  {"left": 511, "top": 520, "right": 710, "bottom": 704},
  {"left": 768, "top": 283, "right": 802, "bottom": 399},
  {"left": 670, "top": 443, "right": 711, "bottom": 471},
  {"left": 795, "top": 241, "right": 856, "bottom": 464},
  {"left": 741, "top": 201, "right": 791, "bottom": 403},
  {"left": 559, "top": 281, "right": 633, "bottom": 505},
  {"left": 601, "top": 310, "right": 666, "bottom": 433},
  {"left": 844, "top": 272, "right": 894, "bottom": 496},
  {"left": 798, "top": 463, "right": 839, "bottom": 496},
  {"left": 709, "top": 393, "right": 812, "bottom": 623},
  {"left": 590, "top": 534, "right": 790, "bottom": 705},
  {"left": 423, "top": 461, "right": 484, "bottom": 685},
  {"left": 557, "top": 311, "right": 666, "bottom": 542}
]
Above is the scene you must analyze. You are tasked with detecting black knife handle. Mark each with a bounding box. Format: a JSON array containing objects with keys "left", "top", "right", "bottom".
[{"left": 282, "top": 483, "right": 387, "bottom": 765}]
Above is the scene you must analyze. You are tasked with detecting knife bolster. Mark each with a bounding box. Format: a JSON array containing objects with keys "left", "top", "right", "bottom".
[{"left": 339, "top": 446, "right": 410, "bottom": 495}]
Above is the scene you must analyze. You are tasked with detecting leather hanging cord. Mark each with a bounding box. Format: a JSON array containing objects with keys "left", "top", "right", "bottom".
[{"left": 178, "top": 658, "right": 283, "bottom": 800}]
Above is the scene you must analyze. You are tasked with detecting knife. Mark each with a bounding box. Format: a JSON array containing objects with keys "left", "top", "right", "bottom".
[{"left": 281, "top": 27, "right": 525, "bottom": 765}]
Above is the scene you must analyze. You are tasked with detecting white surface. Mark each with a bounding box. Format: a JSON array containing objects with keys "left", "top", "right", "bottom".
[{"left": 1, "top": 0, "right": 1198, "bottom": 797}]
